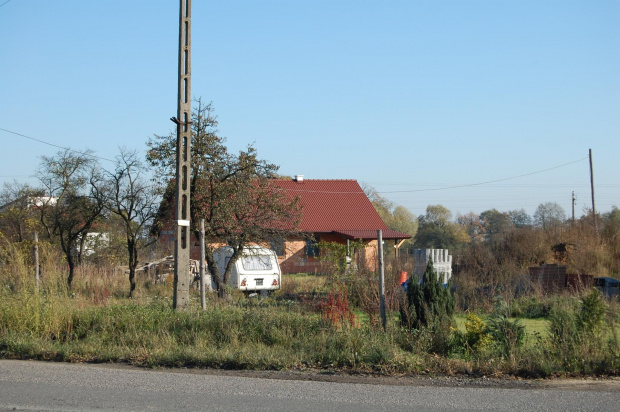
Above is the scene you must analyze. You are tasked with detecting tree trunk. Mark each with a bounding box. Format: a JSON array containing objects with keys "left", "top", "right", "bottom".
[
  {"left": 204, "top": 251, "right": 224, "bottom": 298},
  {"left": 77, "top": 234, "right": 87, "bottom": 265},
  {"left": 67, "top": 252, "right": 75, "bottom": 288},
  {"left": 128, "top": 239, "right": 138, "bottom": 298}
]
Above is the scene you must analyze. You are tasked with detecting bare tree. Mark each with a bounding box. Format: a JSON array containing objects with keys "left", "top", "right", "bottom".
[
  {"left": 104, "top": 148, "right": 159, "bottom": 297},
  {"left": 36, "top": 149, "right": 105, "bottom": 287}
]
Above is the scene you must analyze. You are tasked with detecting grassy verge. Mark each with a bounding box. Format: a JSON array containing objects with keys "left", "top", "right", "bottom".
[
  {"left": 0, "top": 295, "right": 421, "bottom": 372},
  {"left": 2, "top": 289, "right": 618, "bottom": 377},
  {"left": 1, "top": 249, "right": 618, "bottom": 377}
]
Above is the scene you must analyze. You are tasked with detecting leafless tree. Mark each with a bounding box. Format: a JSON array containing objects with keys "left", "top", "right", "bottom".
[
  {"left": 104, "top": 148, "right": 159, "bottom": 297},
  {"left": 36, "top": 149, "right": 105, "bottom": 287}
]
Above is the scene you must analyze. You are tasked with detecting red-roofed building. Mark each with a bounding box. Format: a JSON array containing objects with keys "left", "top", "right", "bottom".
[
  {"left": 155, "top": 176, "right": 411, "bottom": 274},
  {"left": 270, "top": 176, "right": 411, "bottom": 274}
]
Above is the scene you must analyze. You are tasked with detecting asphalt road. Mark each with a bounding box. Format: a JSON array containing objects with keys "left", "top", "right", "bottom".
[{"left": 1, "top": 360, "right": 618, "bottom": 411}]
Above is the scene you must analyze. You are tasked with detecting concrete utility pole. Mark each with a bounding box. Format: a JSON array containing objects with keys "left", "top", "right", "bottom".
[
  {"left": 572, "top": 191, "right": 576, "bottom": 222},
  {"left": 172, "top": 0, "right": 192, "bottom": 309},
  {"left": 589, "top": 148, "right": 597, "bottom": 231}
]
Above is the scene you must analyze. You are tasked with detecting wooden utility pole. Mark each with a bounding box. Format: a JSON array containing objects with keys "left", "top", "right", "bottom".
[
  {"left": 377, "top": 230, "right": 386, "bottom": 331},
  {"left": 199, "top": 218, "right": 206, "bottom": 310},
  {"left": 589, "top": 148, "right": 597, "bottom": 230},
  {"left": 173, "top": 0, "right": 192, "bottom": 309}
]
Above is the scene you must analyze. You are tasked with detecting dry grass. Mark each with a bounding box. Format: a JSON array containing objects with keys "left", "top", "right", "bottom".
[{"left": 1, "top": 238, "right": 619, "bottom": 377}]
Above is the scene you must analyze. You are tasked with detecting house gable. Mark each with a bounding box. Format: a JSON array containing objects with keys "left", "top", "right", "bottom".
[{"left": 272, "top": 179, "right": 410, "bottom": 240}]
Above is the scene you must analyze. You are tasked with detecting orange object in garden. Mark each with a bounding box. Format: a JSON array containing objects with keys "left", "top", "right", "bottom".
[{"left": 399, "top": 271, "right": 408, "bottom": 285}]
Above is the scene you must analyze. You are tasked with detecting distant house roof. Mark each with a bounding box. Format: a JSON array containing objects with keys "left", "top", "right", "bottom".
[{"left": 272, "top": 179, "right": 411, "bottom": 241}]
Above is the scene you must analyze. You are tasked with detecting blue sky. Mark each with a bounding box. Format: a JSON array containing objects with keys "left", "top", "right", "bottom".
[{"left": 1, "top": 0, "right": 618, "bottom": 219}]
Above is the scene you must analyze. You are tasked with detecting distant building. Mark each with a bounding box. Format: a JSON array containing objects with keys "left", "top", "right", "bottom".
[
  {"left": 0, "top": 196, "right": 57, "bottom": 212},
  {"left": 528, "top": 263, "right": 593, "bottom": 293},
  {"left": 76, "top": 232, "right": 109, "bottom": 257},
  {"left": 412, "top": 248, "right": 453, "bottom": 285}
]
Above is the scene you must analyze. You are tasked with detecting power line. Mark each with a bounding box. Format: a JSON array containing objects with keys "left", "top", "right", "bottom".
[
  {"left": 378, "top": 158, "right": 588, "bottom": 194},
  {"left": 0, "top": 0, "right": 13, "bottom": 8},
  {"left": 280, "top": 157, "right": 589, "bottom": 195},
  {"left": 0, "top": 127, "right": 115, "bottom": 163}
]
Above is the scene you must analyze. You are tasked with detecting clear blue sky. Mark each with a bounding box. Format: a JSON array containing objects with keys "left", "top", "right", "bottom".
[{"left": 1, "top": 0, "right": 618, "bottom": 219}]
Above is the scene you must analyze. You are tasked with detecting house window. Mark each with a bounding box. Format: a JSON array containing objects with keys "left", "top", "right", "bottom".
[
  {"left": 270, "top": 238, "right": 285, "bottom": 257},
  {"left": 306, "top": 237, "right": 320, "bottom": 258}
]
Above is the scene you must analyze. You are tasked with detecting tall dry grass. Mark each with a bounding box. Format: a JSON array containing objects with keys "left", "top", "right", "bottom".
[{"left": 1, "top": 235, "right": 619, "bottom": 377}]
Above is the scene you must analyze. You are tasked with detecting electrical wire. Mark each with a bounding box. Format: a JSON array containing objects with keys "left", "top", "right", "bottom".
[
  {"left": 0, "top": 127, "right": 115, "bottom": 163},
  {"left": 282, "top": 157, "right": 588, "bottom": 195},
  {"left": 0, "top": 126, "right": 596, "bottom": 202},
  {"left": 0, "top": 0, "right": 13, "bottom": 8},
  {"left": 377, "top": 158, "right": 588, "bottom": 194}
]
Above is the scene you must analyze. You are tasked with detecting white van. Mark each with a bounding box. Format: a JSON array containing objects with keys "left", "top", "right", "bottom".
[{"left": 212, "top": 246, "right": 281, "bottom": 294}]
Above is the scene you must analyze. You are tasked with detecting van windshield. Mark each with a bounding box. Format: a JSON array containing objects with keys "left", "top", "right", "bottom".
[{"left": 241, "top": 254, "right": 273, "bottom": 271}]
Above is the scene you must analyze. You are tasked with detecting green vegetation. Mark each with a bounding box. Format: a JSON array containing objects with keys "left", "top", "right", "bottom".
[{"left": 1, "top": 242, "right": 618, "bottom": 377}]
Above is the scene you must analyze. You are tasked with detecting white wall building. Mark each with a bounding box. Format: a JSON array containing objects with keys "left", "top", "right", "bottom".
[{"left": 412, "top": 248, "right": 453, "bottom": 285}]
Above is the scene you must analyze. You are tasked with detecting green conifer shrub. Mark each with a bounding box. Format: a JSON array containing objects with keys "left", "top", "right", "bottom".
[{"left": 405, "top": 260, "right": 456, "bottom": 331}]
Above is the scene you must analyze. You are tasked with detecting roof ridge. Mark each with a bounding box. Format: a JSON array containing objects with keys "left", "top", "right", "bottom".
[{"left": 274, "top": 178, "right": 358, "bottom": 181}]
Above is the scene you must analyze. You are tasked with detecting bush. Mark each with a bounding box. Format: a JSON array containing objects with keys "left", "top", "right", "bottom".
[
  {"left": 405, "top": 260, "right": 455, "bottom": 331},
  {"left": 464, "top": 314, "right": 492, "bottom": 354},
  {"left": 510, "top": 295, "right": 551, "bottom": 319},
  {"left": 547, "top": 289, "right": 619, "bottom": 374},
  {"left": 485, "top": 312, "right": 525, "bottom": 359}
]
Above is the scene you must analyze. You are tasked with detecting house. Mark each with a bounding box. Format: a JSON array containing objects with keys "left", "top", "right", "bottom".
[
  {"left": 155, "top": 176, "right": 412, "bottom": 274},
  {"left": 0, "top": 196, "right": 57, "bottom": 212},
  {"left": 270, "top": 176, "right": 412, "bottom": 274}
]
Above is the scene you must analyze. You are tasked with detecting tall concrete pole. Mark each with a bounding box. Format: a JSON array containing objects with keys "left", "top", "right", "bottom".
[
  {"left": 173, "top": 0, "right": 192, "bottom": 309},
  {"left": 589, "top": 148, "right": 597, "bottom": 231}
]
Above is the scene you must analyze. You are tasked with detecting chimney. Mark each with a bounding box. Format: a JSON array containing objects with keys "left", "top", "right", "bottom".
[{"left": 294, "top": 175, "right": 304, "bottom": 182}]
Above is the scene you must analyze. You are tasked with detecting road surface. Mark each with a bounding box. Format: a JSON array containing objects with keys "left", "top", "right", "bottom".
[{"left": 1, "top": 360, "right": 618, "bottom": 411}]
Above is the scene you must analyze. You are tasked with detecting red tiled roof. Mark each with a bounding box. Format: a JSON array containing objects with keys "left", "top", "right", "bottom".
[{"left": 272, "top": 179, "right": 411, "bottom": 240}]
